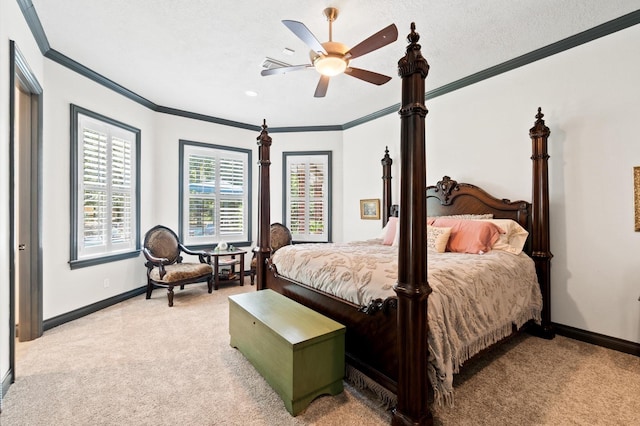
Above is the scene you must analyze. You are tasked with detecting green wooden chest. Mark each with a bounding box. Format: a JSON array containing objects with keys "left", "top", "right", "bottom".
[{"left": 228, "top": 289, "right": 346, "bottom": 416}]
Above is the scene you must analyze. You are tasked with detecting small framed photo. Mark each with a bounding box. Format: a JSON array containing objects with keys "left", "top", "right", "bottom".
[{"left": 360, "top": 199, "right": 380, "bottom": 220}]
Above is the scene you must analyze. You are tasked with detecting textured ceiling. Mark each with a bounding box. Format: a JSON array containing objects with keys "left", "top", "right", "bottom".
[{"left": 31, "top": 0, "right": 640, "bottom": 128}]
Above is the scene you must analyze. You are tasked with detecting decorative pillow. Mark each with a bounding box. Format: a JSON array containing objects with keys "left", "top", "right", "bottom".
[
  {"left": 427, "top": 213, "right": 494, "bottom": 222},
  {"left": 480, "top": 219, "right": 529, "bottom": 254},
  {"left": 392, "top": 217, "right": 401, "bottom": 247},
  {"left": 382, "top": 217, "right": 398, "bottom": 245},
  {"left": 427, "top": 225, "right": 451, "bottom": 253},
  {"left": 431, "top": 218, "right": 504, "bottom": 254},
  {"left": 379, "top": 221, "right": 391, "bottom": 239}
]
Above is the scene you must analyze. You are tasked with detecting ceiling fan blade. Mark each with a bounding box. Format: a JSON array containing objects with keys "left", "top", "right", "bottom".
[
  {"left": 314, "top": 75, "right": 330, "bottom": 98},
  {"left": 345, "top": 24, "right": 398, "bottom": 60},
  {"left": 282, "top": 20, "right": 327, "bottom": 55},
  {"left": 344, "top": 67, "right": 392, "bottom": 85},
  {"left": 261, "top": 64, "right": 312, "bottom": 76}
]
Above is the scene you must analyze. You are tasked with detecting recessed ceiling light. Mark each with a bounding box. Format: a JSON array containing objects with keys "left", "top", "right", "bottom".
[
  {"left": 283, "top": 47, "right": 295, "bottom": 56},
  {"left": 245, "top": 90, "right": 258, "bottom": 97}
]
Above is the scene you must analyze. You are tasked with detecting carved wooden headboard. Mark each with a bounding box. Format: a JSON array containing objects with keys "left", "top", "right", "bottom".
[{"left": 426, "top": 176, "right": 533, "bottom": 255}]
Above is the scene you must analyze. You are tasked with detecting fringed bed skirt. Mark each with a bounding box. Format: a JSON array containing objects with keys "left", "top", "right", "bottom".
[{"left": 345, "top": 365, "right": 397, "bottom": 410}]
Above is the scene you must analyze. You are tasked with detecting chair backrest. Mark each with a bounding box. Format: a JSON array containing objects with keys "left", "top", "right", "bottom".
[
  {"left": 144, "top": 225, "right": 180, "bottom": 264},
  {"left": 270, "top": 223, "right": 292, "bottom": 253}
]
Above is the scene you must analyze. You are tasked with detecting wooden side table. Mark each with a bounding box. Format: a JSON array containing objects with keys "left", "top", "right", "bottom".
[{"left": 207, "top": 248, "right": 247, "bottom": 290}]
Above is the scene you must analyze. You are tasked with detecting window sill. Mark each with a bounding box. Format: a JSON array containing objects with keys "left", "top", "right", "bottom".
[{"left": 69, "top": 250, "right": 140, "bottom": 270}]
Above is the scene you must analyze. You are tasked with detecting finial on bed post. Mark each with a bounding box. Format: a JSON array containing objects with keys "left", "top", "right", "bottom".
[
  {"left": 381, "top": 146, "right": 393, "bottom": 226},
  {"left": 393, "top": 23, "right": 433, "bottom": 426},
  {"left": 255, "top": 119, "right": 272, "bottom": 291},
  {"left": 529, "top": 107, "right": 555, "bottom": 339}
]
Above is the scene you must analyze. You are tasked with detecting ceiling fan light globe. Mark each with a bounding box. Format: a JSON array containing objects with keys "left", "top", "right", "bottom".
[{"left": 314, "top": 55, "right": 347, "bottom": 76}]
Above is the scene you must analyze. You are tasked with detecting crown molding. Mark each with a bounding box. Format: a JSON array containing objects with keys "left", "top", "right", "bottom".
[
  {"left": 156, "top": 106, "right": 262, "bottom": 131},
  {"left": 16, "top": 0, "right": 49, "bottom": 54},
  {"left": 17, "top": 3, "right": 640, "bottom": 133}
]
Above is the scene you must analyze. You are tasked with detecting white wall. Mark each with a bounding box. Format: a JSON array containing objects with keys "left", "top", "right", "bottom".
[
  {"left": 0, "top": 0, "right": 45, "bottom": 397},
  {"left": 343, "top": 114, "right": 400, "bottom": 242},
  {"left": 42, "top": 60, "right": 156, "bottom": 318},
  {"left": 343, "top": 25, "right": 640, "bottom": 344}
]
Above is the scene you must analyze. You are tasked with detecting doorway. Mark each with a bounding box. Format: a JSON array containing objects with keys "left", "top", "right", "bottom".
[{"left": 8, "top": 40, "right": 44, "bottom": 386}]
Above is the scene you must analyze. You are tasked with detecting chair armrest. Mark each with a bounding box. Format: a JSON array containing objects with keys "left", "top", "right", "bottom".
[
  {"left": 143, "top": 247, "right": 169, "bottom": 264},
  {"left": 143, "top": 247, "right": 169, "bottom": 279},
  {"left": 179, "top": 244, "right": 211, "bottom": 264}
]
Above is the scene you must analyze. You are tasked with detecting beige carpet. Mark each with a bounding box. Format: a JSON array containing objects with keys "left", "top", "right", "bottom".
[{"left": 1, "top": 279, "right": 639, "bottom": 425}]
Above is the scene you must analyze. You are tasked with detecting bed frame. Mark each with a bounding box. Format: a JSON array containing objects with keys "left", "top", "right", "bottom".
[{"left": 253, "top": 23, "right": 554, "bottom": 425}]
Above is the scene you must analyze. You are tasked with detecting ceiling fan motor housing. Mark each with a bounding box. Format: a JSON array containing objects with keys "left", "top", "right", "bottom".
[{"left": 311, "top": 41, "right": 349, "bottom": 76}]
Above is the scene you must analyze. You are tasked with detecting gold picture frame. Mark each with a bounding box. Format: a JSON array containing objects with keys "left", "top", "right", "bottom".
[
  {"left": 360, "top": 199, "right": 380, "bottom": 220},
  {"left": 635, "top": 167, "right": 640, "bottom": 231}
]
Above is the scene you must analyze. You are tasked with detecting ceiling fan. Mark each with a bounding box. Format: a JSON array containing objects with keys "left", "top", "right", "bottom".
[{"left": 261, "top": 7, "right": 398, "bottom": 98}]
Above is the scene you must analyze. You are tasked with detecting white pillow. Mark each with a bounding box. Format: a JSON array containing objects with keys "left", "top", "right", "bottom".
[
  {"left": 392, "top": 218, "right": 401, "bottom": 247},
  {"left": 379, "top": 219, "right": 394, "bottom": 239},
  {"left": 480, "top": 219, "right": 528, "bottom": 254},
  {"left": 427, "top": 225, "right": 452, "bottom": 253},
  {"left": 428, "top": 213, "right": 494, "bottom": 221}
]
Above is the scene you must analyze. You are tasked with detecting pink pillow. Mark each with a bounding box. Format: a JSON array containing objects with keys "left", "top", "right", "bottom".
[
  {"left": 382, "top": 217, "right": 398, "bottom": 245},
  {"left": 431, "top": 218, "right": 504, "bottom": 254}
]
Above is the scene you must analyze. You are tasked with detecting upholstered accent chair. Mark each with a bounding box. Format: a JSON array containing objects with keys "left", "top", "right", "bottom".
[
  {"left": 250, "top": 223, "right": 293, "bottom": 285},
  {"left": 143, "top": 225, "right": 214, "bottom": 307}
]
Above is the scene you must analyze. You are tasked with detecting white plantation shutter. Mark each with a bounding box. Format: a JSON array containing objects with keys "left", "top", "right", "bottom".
[
  {"left": 219, "top": 156, "right": 245, "bottom": 235},
  {"left": 288, "top": 163, "right": 307, "bottom": 235},
  {"left": 182, "top": 143, "right": 249, "bottom": 245},
  {"left": 111, "top": 137, "right": 134, "bottom": 244},
  {"left": 76, "top": 112, "right": 138, "bottom": 260},
  {"left": 308, "top": 161, "right": 325, "bottom": 236},
  {"left": 285, "top": 152, "right": 331, "bottom": 242},
  {"left": 188, "top": 154, "right": 216, "bottom": 238},
  {"left": 81, "top": 127, "right": 108, "bottom": 248}
]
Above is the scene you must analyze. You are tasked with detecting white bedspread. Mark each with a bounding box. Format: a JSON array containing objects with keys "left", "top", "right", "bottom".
[{"left": 271, "top": 240, "right": 543, "bottom": 405}]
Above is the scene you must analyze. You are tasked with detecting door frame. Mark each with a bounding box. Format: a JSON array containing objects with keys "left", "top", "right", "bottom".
[{"left": 8, "top": 40, "right": 44, "bottom": 383}]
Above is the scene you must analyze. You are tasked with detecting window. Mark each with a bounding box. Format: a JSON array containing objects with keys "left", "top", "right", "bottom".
[
  {"left": 283, "top": 151, "right": 332, "bottom": 243},
  {"left": 70, "top": 105, "right": 140, "bottom": 268},
  {"left": 180, "top": 140, "right": 251, "bottom": 247}
]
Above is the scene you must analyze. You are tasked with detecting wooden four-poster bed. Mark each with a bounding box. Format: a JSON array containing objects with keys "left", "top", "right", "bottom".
[{"left": 253, "top": 23, "right": 554, "bottom": 425}]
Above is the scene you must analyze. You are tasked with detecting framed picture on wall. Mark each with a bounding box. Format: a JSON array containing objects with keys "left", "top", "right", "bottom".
[{"left": 360, "top": 199, "right": 380, "bottom": 220}]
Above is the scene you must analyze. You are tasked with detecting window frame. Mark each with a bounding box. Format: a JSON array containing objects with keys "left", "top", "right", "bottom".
[
  {"left": 179, "top": 139, "right": 252, "bottom": 249},
  {"left": 282, "top": 151, "right": 332, "bottom": 243},
  {"left": 69, "top": 104, "right": 141, "bottom": 269}
]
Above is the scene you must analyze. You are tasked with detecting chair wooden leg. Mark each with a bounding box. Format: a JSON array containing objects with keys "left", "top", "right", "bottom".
[
  {"left": 146, "top": 281, "right": 154, "bottom": 299},
  {"left": 207, "top": 276, "right": 213, "bottom": 293},
  {"left": 250, "top": 269, "right": 255, "bottom": 285},
  {"left": 167, "top": 286, "right": 174, "bottom": 307}
]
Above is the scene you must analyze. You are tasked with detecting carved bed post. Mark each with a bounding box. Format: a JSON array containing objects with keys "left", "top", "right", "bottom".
[
  {"left": 529, "top": 108, "right": 555, "bottom": 338},
  {"left": 254, "top": 119, "right": 272, "bottom": 291},
  {"left": 392, "top": 23, "right": 432, "bottom": 426},
  {"left": 381, "top": 146, "right": 393, "bottom": 226}
]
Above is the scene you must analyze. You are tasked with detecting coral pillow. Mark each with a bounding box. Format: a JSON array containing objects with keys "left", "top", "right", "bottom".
[
  {"left": 431, "top": 218, "right": 504, "bottom": 254},
  {"left": 382, "top": 217, "right": 398, "bottom": 245}
]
